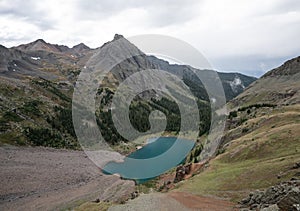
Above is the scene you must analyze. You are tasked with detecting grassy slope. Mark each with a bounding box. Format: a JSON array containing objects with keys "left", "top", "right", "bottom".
[
  {"left": 64, "top": 201, "right": 112, "bottom": 211},
  {"left": 176, "top": 104, "right": 300, "bottom": 202}
]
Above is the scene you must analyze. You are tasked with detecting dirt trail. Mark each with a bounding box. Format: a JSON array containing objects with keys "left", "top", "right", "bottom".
[
  {"left": 0, "top": 146, "right": 134, "bottom": 211},
  {"left": 168, "top": 191, "right": 238, "bottom": 211}
]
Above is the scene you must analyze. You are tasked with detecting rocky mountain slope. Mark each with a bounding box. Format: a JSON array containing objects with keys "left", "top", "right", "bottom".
[
  {"left": 230, "top": 56, "right": 300, "bottom": 108},
  {"left": 0, "top": 34, "right": 256, "bottom": 149},
  {"left": 175, "top": 56, "right": 300, "bottom": 210}
]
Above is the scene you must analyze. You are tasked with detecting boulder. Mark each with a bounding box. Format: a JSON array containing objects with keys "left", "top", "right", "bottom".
[
  {"left": 277, "top": 187, "right": 300, "bottom": 210},
  {"left": 173, "top": 163, "right": 193, "bottom": 183},
  {"left": 260, "top": 204, "right": 279, "bottom": 211},
  {"left": 239, "top": 179, "right": 300, "bottom": 210}
]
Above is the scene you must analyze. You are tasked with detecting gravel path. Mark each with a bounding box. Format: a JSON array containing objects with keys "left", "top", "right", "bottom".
[{"left": 0, "top": 146, "right": 134, "bottom": 211}]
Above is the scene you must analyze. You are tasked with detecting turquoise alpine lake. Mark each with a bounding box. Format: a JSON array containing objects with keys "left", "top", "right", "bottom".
[{"left": 102, "top": 137, "right": 195, "bottom": 183}]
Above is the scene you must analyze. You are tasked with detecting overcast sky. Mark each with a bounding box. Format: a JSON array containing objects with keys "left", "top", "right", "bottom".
[{"left": 0, "top": 0, "right": 299, "bottom": 77}]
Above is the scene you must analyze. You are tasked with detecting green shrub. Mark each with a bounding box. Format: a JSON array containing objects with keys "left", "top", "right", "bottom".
[
  {"left": 24, "top": 127, "right": 78, "bottom": 149},
  {"left": 25, "top": 127, "right": 62, "bottom": 147},
  {"left": 47, "top": 106, "right": 76, "bottom": 138},
  {"left": 229, "top": 111, "right": 238, "bottom": 119},
  {"left": 242, "top": 127, "right": 249, "bottom": 133},
  {"left": 2, "top": 111, "right": 23, "bottom": 122},
  {"left": 238, "top": 103, "right": 276, "bottom": 112},
  {"left": 32, "top": 78, "right": 71, "bottom": 102},
  {"left": 21, "top": 100, "right": 41, "bottom": 116}
]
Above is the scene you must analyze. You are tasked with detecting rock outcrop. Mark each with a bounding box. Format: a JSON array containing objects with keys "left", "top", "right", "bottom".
[
  {"left": 239, "top": 179, "right": 300, "bottom": 210},
  {"left": 173, "top": 164, "right": 192, "bottom": 183}
]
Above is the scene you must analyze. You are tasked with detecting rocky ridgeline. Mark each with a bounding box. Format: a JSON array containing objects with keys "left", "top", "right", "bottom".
[
  {"left": 263, "top": 56, "right": 300, "bottom": 77},
  {"left": 239, "top": 179, "right": 300, "bottom": 211}
]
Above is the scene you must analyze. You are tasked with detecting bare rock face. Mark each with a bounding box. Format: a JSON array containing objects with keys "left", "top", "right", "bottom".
[
  {"left": 239, "top": 179, "right": 300, "bottom": 210},
  {"left": 173, "top": 163, "right": 192, "bottom": 183}
]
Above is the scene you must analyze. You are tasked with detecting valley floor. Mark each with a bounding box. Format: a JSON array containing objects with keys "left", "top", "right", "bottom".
[{"left": 0, "top": 146, "right": 239, "bottom": 211}]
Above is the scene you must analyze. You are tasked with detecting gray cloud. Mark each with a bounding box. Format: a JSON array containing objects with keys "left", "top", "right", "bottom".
[
  {"left": 74, "top": 0, "right": 201, "bottom": 27},
  {"left": 0, "top": 0, "right": 56, "bottom": 30},
  {"left": 270, "top": 0, "right": 300, "bottom": 15}
]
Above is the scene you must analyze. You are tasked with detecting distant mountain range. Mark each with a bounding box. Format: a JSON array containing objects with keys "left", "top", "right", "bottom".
[
  {"left": 0, "top": 34, "right": 256, "bottom": 148},
  {"left": 0, "top": 35, "right": 256, "bottom": 99}
]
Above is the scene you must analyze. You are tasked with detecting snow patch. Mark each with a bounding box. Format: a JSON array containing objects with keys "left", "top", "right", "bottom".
[
  {"left": 229, "top": 76, "right": 245, "bottom": 93},
  {"left": 211, "top": 97, "right": 216, "bottom": 104},
  {"left": 31, "top": 56, "right": 40, "bottom": 60}
]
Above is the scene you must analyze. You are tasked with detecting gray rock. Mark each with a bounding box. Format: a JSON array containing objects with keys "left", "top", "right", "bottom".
[
  {"left": 260, "top": 204, "right": 279, "bottom": 211},
  {"left": 240, "top": 180, "right": 300, "bottom": 210},
  {"left": 277, "top": 187, "right": 300, "bottom": 210}
]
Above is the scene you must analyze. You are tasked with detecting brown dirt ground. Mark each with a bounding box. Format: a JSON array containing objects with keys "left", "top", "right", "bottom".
[{"left": 168, "top": 191, "right": 238, "bottom": 211}]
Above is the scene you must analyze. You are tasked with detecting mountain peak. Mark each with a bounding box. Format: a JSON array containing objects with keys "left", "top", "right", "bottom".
[
  {"left": 72, "top": 43, "right": 90, "bottom": 50},
  {"left": 113, "top": 34, "right": 124, "bottom": 41},
  {"left": 0, "top": 44, "right": 8, "bottom": 50},
  {"left": 34, "top": 39, "right": 47, "bottom": 44},
  {"left": 15, "top": 39, "right": 61, "bottom": 53},
  {"left": 100, "top": 33, "right": 133, "bottom": 50}
]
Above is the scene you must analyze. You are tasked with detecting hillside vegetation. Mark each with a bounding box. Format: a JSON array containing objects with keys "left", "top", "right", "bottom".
[
  {"left": 176, "top": 56, "right": 300, "bottom": 202},
  {"left": 177, "top": 104, "right": 300, "bottom": 202}
]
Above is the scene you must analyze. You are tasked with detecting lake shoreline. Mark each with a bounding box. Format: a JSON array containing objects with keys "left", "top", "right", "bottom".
[{"left": 102, "top": 136, "right": 195, "bottom": 184}]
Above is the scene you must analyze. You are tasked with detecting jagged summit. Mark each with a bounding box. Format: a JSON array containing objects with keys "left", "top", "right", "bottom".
[
  {"left": 99, "top": 33, "right": 140, "bottom": 54},
  {"left": 113, "top": 34, "right": 124, "bottom": 41},
  {"left": 13, "top": 39, "right": 93, "bottom": 54},
  {"left": 0, "top": 35, "right": 256, "bottom": 102}
]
